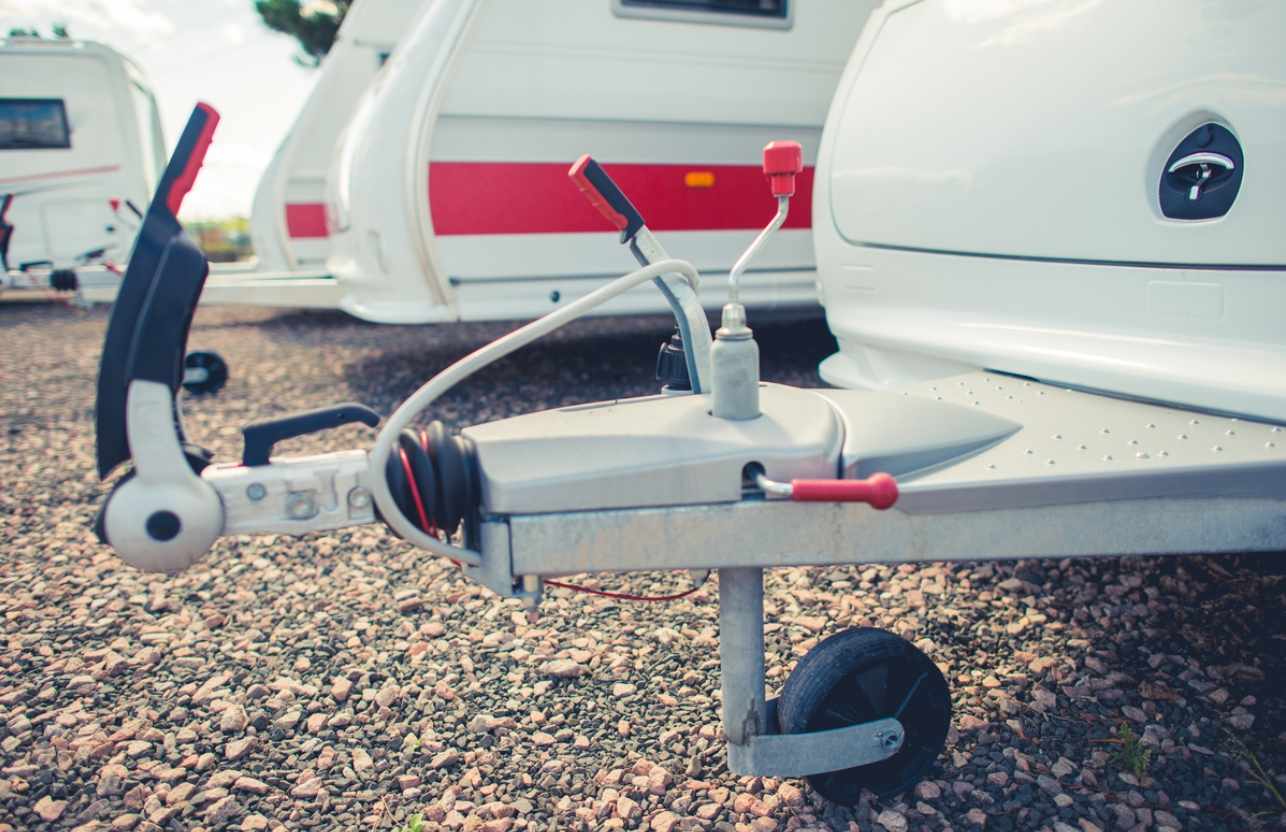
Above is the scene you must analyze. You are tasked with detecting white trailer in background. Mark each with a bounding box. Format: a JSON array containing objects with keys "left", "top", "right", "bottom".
[
  {"left": 324, "top": 0, "right": 876, "bottom": 324},
  {"left": 248, "top": 0, "right": 421, "bottom": 274},
  {"left": 813, "top": 0, "right": 1286, "bottom": 423},
  {"left": 0, "top": 37, "right": 165, "bottom": 290}
]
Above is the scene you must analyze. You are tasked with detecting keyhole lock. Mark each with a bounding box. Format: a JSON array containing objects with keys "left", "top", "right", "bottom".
[
  {"left": 1159, "top": 123, "right": 1243, "bottom": 221},
  {"left": 1168, "top": 151, "right": 1235, "bottom": 202}
]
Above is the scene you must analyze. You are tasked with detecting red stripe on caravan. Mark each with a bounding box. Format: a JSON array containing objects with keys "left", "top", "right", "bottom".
[
  {"left": 285, "top": 203, "right": 329, "bottom": 238},
  {"left": 429, "top": 162, "right": 813, "bottom": 236},
  {"left": 0, "top": 163, "right": 122, "bottom": 186}
]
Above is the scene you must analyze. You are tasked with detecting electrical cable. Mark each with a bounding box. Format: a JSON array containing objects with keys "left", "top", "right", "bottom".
[
  {"left": 544, "top": 578, "right": 704, "bottom": 603},
  {"left": 366, "top": 258, "right": 704, "bottom": 568}
]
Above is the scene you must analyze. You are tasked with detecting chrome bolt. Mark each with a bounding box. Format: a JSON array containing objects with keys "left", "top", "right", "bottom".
[
  {"left": 875, "top": 729, "right": 902, "bottom": 752},
  {"left": 347, "top": 487, "right": 372, "bottom": 511},
  {"left": 246, "top": 483, "right": 267, "bottom": 502},
  {"left": 286, "top": 491, "right": 318, "bottom": 520}
]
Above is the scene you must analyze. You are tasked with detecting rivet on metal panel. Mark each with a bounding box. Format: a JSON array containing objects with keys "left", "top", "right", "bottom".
[
  {"left": 1101, "top": 428, "right": 1111, "bottom": 435},
  {"left": 1212, "top": 445, "right": 1223, "bottom": 453},
  {"left": 1272, "top": 427, "right": 1282, "bottom": 433},
  {"left": 1128, "top": 439, "right": 1139, "bottom": 446},
  {"left": 1136, "top": 452, "right": 1149, "bottom": 460},
  {"left": 1268, "top": 442, "right": 1277, "bottom": 449},
  {"left": 1146, "top": 423, "right": 1157, "bottom": 429},
  {"left": 1159, "top": 450, "right": 1169, "bottom": 457},
  {"left": 1046, "top": 459, "right": 1056, "bottom": 465},
  {"left": 1178, "top": 433, "right": 1189, "bottom": 440},
  {"left": 1225, "top": 429, "right": 1236, "bottom": 436},
  {"left": 1024, "top": 448, "right": 1034, "bottom": 455},
  {"left": 1191, "top": 419, "right": 1201, "bottom": 425},
  {"left": 986, "top": 464, "right": 997, "bottom": 470},
  {"left": 1077, "top": 444, "right": 1087, "bottom": 450},
  {"left": 1051, "top": 433, "right": 1062, "bottom": 440},
  {"left": 1103, "top": 455, "right": 1114, "bottom": 461},
  {"left": 1039, "top": 391, "right": 1046, "bottom": 396}
]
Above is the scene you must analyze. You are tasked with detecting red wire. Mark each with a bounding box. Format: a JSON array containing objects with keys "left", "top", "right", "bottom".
[
  {"left": 544, "top": 579, "right": 703, "bottom": 603},
  {"left": 398, "top": 447, "right": 437, "bottom": 535}
]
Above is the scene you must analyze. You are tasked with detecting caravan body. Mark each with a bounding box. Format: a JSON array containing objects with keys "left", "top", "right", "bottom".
[
  {"left": 0, "top": 38, "right": 164, "bottom": 274},
  {"left": 248, "top": 1, "right": 420, "bottom": 273},
  {"left": 813, "top": 0, "right": 1286, "bottom": 422},
  {"left": 326, "top": 0, "right": 875, "bottom": 324}
]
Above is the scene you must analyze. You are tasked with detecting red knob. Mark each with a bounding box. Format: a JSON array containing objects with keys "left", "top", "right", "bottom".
[
  {"left": 763, "top": 140, "right": 803, "bottom": 197},
  {"left": 789, "top": 473, "right": 899, "bottom": 510}
]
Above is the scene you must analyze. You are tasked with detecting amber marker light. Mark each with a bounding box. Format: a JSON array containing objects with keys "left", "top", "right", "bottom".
[{"left": 684, "top": 171, "right": 716, "bottom": 188}]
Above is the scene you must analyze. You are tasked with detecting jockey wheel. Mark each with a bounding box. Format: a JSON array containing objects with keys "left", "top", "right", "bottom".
[
  {"left": 778, "top": 627, "right": 952, "bottom": 805},
  {"left": 182, "top": 350, "right": 228, "bottom": 395}
]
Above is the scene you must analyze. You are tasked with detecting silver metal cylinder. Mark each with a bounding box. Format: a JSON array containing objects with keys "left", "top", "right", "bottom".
[
  {"left": 711, "top": 303, "right": 760, "bottom": 421},
  {"left": 719, "top": 567, "right": 766, "bottom": 746}
]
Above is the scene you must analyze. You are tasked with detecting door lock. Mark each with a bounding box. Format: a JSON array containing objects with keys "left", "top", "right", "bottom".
[
  {"left": 1166, "top": 151, "right": 1236, "bottom": 202},
  {"left": 1158, "top": 123, "right": 1243, "bottom": 221}
]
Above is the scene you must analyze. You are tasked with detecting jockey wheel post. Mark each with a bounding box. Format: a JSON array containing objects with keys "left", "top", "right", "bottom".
[{"left": 719, "top": 567, "right": 768, "bottom": 747}]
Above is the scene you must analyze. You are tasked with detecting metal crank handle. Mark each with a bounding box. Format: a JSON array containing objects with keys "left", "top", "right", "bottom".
[{"left": 756, "top": 471, "right": 899, "bottom": 510}]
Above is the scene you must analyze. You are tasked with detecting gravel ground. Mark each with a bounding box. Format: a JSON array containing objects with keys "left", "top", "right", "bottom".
[{"left": 2, "top": 299, "right": 1285, "bottom": 832}]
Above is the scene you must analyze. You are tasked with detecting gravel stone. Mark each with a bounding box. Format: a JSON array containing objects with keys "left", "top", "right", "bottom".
[{"left": 541, "top": 659, "right": 586, "bottom": 678}]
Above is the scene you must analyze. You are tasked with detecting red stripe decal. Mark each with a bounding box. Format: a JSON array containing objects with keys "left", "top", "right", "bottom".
[
  {"left": 285, "top": 202, "right": 329, "bottom": 239},
  {"left": 429, "top": 162, "right": 813, "bottom": 236},
  {"left": 0, "top": 164, "right": 122, "bottom": 186}
]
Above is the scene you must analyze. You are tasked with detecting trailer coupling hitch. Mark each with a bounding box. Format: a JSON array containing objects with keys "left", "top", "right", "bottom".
[{"left": 91, "top": 104, "right": 485, "bottom": 573}]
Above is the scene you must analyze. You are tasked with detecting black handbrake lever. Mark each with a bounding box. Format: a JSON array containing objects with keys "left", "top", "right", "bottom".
[{"left": 95, "top": 102, "right": 220, "bottom": 479}]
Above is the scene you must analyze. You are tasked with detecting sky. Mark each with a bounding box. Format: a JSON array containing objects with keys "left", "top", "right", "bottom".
[{"left": 0, "top": 0, "right": 320, "bottom": 218}]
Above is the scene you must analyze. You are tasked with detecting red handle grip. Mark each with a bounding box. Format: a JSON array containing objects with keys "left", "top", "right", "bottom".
[
  {"left": 163, "top": 102, "right": 220, "bottom": 217},
  {"left": 568, "top": 154, "right": 645, "bottom": 242},
  {"left": 790, "top": 473, "right": 899, "bottom": 509},
  {"left": 763, "top": 140, "right": 803, "bottom": 198}
]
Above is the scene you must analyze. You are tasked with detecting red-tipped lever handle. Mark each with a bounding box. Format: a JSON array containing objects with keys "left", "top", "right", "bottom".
[
  {"left": 763, "top": 139, "right": 803, "bottom": 198},
  {"left": 790, "top": 473, "right": 899, "bottom": 509},
  {"left": 161, "top": 102, "right": 220, "bottom": 217},
  {"left": 568, "top": 155, "right": 646, "bottom": 243},
  {"left": 757, "top": 471, "right": 899, "bottom": 510}
]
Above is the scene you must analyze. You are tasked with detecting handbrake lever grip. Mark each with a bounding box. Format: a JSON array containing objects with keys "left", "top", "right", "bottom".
[{"left": 568, "top": 155, "right": 645, "bottom": 243}]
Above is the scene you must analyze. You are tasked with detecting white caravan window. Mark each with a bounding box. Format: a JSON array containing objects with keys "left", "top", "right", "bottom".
[
  {"left": 0, "top": 98, "right": 71, "bottom": 150},
  {"left": 614, "top": 0, "right": 791, "bottom": 28}
]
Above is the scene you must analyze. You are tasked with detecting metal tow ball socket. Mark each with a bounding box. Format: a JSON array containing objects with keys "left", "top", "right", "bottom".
[{"left": 102, "top": 476, "right": 224, "bottom": 574}]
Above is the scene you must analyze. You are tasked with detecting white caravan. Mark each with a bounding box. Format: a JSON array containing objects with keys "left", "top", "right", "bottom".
[
  {"left": 814, "top": 0, "right": 1286, "bottom": 422},
  {"left": 325, "top": 0, "right": 875, "bottom": 324},
  {"left": 0, "top": 37, "right": 164, "bottom": 283},
  {"left": 249, "top": 1, "right": 420, "bottom": 274}
]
